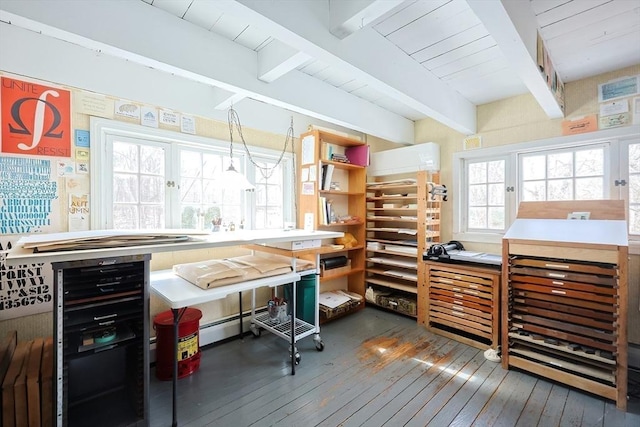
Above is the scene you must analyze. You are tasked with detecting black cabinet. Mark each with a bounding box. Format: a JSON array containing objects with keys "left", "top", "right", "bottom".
[{"left": 53, "top": 255, "right": 150, "bottom": 427}]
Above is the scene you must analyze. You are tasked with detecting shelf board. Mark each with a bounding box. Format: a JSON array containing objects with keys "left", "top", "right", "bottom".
[
  {"left": 366, "top": 216, "right": 418, "bottom": 223},
  {"left": 366, "top": 184, "right": 417, "bottom": 192},
  {"left": 320, "top": 189, "right": 363, "bottom": 196},
  {"left": 367, "top": 195, "right": 417, "bottom": 201},
  {"left": 366, "top": 238, "right": 418, "bottom": 247},
  {"left": 322, "top": 160, "right": 364, "bottom": 171},
  {"left": 320, "top": 267, "right": 364, "bottom": 282},
  {"left": 365, "top": 277, "right": 417, "bottom": 294},
  {"left": 319, "top": 220, "right": 364, "bottom": 227},
  {"left": 366, "top": 257, "right": 417, "bottom": 270},
  {"left": 314, "top": 131, "right": 365, "bottom": 147},
  {"left": 366, "top": 248, "right": 417, "bottom": 258},
  {"left": 367, "top": 267, "right": 418, "bottom": 283},
  {"left": 367, "top": 207, "right": 418, "bottom": 212}
]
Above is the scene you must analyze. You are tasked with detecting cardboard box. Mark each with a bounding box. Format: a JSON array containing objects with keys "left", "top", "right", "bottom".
[
  {"left": 0, "top": 331, "right": 17, "bottom": 425},
  {"left": 2, "top": 341, "right": 30, "bottom": 427},
  {"left": 26, "top": 338, "right": 43, "bottom": 427},
  {"left": 40, "top": 338, "right": 53, "bottom": 427}
]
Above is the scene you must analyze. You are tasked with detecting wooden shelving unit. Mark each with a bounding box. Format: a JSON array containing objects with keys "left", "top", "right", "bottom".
[
  {"left": 297, "top": 129, "right": 367, "bottom": 322},
  {"left": 502, "top": 200, "right": 628, "bottom": 410},
  {"left": 365, "top": 171, "right": 441, "bottom": 318}
]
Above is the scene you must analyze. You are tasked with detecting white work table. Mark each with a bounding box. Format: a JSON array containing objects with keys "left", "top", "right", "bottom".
[{"left": 6, "top": 228, "right": 342, "bottom": 427}]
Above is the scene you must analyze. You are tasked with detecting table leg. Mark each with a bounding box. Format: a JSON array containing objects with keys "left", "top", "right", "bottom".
[
  {"left": 290, "top": 282, "right": 296, "bottom": 375},
  {"left": 171, "top": 307, "right": 187, "bottom": 427},
  {"left": 239, "top": 291, "right": 243, "bottom": 338}
]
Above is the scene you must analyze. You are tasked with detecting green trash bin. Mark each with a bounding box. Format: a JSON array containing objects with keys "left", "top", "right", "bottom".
[{"left": 285, "top": 275, "right": 316, "bottom": 324}]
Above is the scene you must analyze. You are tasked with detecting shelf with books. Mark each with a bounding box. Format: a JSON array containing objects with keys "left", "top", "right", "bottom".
[
  {"left": 297, "top": 128, "right": 368, "bottom": 322},
  {"left": 365, "top": 171, "right": 442, "bottom": 321}
]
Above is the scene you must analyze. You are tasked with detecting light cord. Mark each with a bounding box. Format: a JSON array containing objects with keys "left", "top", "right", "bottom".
[{"left": 228, "top": 106, "right": 294, "bottom": 180}]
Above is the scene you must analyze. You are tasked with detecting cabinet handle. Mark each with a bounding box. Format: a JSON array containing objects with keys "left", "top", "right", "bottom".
[
  {"left": 464, "top": 290, "right": 478, "bottom": 295},
  {"left": 99, "top": 320, "right": 115, "bottom": 326},
  {"left": 545, "top": 263, "right": 569, "bottom": 269},
  {"left": 552, "top": 281, "right": 564, "bottom": 285},
  {"left": 551, "top": 290, "right": 566, "bottom": 295},
  {"left": 453, "top": 287, "right": 461, "bottom": 292},
  {"left": 452, "top": 311, "right": 465, "bottom": 317},
  {"left": 469, "top": 284, "right": 478, "bottom": 289},
  {"left": 99, "top": 288, "right": 114, "bottom": 293},
  {"left": 94, "top": 313, "right": 117, "bottom": 321},
  {"left": 454, "top": 293, "right": 463, "bottom": 298},
  {"left": 439, "top": 279, "right": 453, "bottom": 284},
  {"left": 454, "top": 275, "right": 462, "bottom": 280},
  {"left": 548, "top": 273, "right": 566, "bottom": 278},
  {"left": 452, "top": 306, "right": 464, "bottom": 311}
]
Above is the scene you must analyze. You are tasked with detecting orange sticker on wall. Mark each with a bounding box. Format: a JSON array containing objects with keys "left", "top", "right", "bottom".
[{"left": 1, "top": 77, "right": 71, "bottom": 157}]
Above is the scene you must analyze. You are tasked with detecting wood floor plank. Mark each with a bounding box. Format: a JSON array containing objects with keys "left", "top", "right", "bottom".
[
  {"left": 603, "top": 401, "right": 640, "bottom": 427},
  {"left": 538, "top": 384, "right": 570, "bottom": 427},
  {"left": 403, "top": 350, "right": 488, "bottom": 427},
  {"left": 186, "top": 328, "right": 405, "bottom": 426},
  {"left": 447, "top": 362, "right": 509, "bottom": 427},
  {"left": 470, "top": 370, "right": 537, "bottom": 426},
  {"left": 337, "top": 339, "right": 462, "bottom": 427},
  {"left": 260, "top": 325, "right": 437, "bottom": 426},
  {"left": 425, "top": 359, "right": 501, "bottom": 427},
  {"left": 309, "top": 332, "right": 454, "bottom": 427},
  {"left": 572, "top": 390, "right": 605, "bottom": 427},
  {"left": 363, "top": 344, "right": 473, "bottom": 426},
  {"left": 514, "top": 379, "right": 552, "bottom": 427}
]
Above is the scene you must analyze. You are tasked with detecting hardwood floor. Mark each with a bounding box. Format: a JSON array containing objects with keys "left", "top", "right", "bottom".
[{"left": 149, "top": 308, "right": 640, "bottom": 427}]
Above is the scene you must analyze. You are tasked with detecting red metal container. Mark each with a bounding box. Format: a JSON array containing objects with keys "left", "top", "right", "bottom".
[{"left": 153, "top": 308, "right": 202, "bottom": 380}]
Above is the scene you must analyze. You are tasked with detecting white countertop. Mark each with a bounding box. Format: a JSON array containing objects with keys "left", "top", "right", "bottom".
[{"left": 5, "top": 229, "right": 344, "bottom": 266}]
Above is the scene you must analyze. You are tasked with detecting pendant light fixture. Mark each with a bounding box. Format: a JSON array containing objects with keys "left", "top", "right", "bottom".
[
  {"left": 226, "top": 106, "right": 294, "bottom": 185},
  {"left": 225, "top": 108, "right": 255, "bottom": 191}
]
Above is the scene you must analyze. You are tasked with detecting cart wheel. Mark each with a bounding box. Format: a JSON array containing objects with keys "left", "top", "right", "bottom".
[
  {"left": 295, "top": 352, "right": 301, "bottom": 364},
  {"left": 250, "top": 324, "right": 261, "bottom": 338},
  {"left": 315, "top": 341, "right": 325, "bottom": 351}
]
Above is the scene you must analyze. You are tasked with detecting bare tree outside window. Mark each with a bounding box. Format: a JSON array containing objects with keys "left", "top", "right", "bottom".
[
  {"left": 521, "top": 147, "right": 604, "bottom": 202},
  {"left": 467, "top": 159, "right": 505, "bottom": 230}
]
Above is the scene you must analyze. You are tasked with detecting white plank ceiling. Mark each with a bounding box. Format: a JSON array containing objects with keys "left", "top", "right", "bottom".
[{"left": 1, "top": 0, "right": 638, "bottom": 143}]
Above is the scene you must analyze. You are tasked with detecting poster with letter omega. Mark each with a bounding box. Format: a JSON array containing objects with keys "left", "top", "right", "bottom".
[
  {"left": 0, "top": 75, "right": 64, "bottom": 319},
  {"left": 1, "top": 76, "right": 71, "bottom": 157}
]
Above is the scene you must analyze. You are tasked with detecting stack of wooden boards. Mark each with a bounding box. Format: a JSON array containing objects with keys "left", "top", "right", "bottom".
[{"left": 1, "top": 331, "right": 52, "bottom": 427}]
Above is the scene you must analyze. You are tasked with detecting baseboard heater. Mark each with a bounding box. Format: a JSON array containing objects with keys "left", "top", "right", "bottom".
[{"left": 150, "top": 307, "right": 266, "bottom": 363}]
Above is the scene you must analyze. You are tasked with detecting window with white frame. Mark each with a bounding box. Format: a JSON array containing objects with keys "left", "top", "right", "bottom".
[
  {"left": 626, "top": 140, "right": 640, "bottom": 235},
  {"left": 453, "top": 127, "right": 640, "bottom": 245},
  {"left": 91, "top": 118, "right": 293, "bottom": 231},
  {"left": 520, "top": 145, "right": 606, "bottom": 201},
  {"left": 467, "top": 159, "right": 506, "bottom": 231}
]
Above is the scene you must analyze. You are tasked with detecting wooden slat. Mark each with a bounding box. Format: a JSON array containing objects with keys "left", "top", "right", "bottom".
[{"left": 516, "top": 200, "right": 626, "bottom": 220}]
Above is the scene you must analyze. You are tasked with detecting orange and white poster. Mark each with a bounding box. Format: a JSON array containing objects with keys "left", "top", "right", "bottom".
[{"left": 1, "top": 76, "right": 71, "bottom": 157}]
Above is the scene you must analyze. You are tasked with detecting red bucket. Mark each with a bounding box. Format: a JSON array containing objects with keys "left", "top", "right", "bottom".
[{"left": 154, "top": 308, "right": 202, "bottom": 381}]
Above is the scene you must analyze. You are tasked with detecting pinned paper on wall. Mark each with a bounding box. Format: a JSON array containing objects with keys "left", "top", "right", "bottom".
[
  {"left": 302, "top": 182, "right": 315, "bottom": 195},
  {"left": 141, "top": 106, "right": 159, "bottom": 128},
  {"left": 114, "top": 100, "right": 140, "bottom": 119},
  {"left": 160, "top": 109, "right": 180, "bottom": 126},
  {"left": 181, "top": 115, "right": 196, "bottom": 134},
  {"left": 598, "top": 75, "right": 639, "bottom": 102},
  {"left": 600, "top": 100, "right": 628, "bottom": 117},
  {"left": 633, "top": 97, "right": 640, "bottom": 125},
  {"left": 561, "top": 115, "right": 598, "bottom": 135}
]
